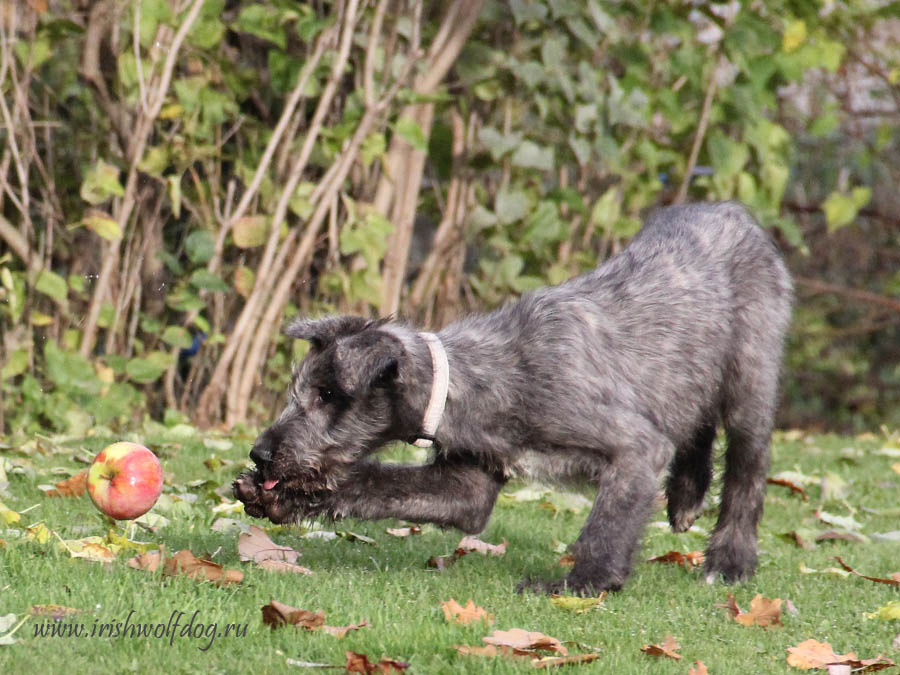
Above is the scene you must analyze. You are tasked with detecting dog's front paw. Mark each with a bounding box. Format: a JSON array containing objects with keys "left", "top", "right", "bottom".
[
  {"left": 232, "top": 472, "right": 298, "bottom": 524},
  {"left": 516, "top": 565, "right": 624, "bottom": 596},
  {"left": 233, "top": 472, "right": 335, "bottom": 524}
]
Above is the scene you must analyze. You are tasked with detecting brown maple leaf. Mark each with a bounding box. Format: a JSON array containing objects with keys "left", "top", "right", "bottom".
[
  {"left": 163, "top": 549, "right": 243, "bottom": 585},
  {"left": 647, "top": 550, "right": 705, "bottom": 569},
  {"left": 558, "top": 553, "right": 575, "bottom": 567},
  {"left": 237, "top": 524, "right": 301, "bottom": 563},
  {"left": 786, "top": 639, "right": 858, "bottom": 669},
  {"left": 441, "top": 598, "right": 493, "bottom": 625},
  {"left": 261, "top": 600, "right": 325, "bottom": 630},
  {"left": 641, "top": 635, "right": 682, "bottom": 660},
  {"left": 483, "top": 628, "right": 567, "bottom": 655},
  {"left": 737, "top": 594, "right": 783, "bottom": 628},
  {"left": 688, "top": 661, "right": 709, "bottom": 675},
  {"left": 716, "top": 593, "right": 783, "bottom": 628},
  {"left": 785, "top": 640, "right": 895, "bottom": 671},
  {"left": 345, "top": 651, "right": 409, "bottom": 673},
  {"left": 46, "top": 470, "right": 88, "bottom": 498}
]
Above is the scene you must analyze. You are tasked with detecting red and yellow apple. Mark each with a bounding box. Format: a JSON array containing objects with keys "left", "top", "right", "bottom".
[{"left": 87, "top": 442, "right": 163, "bottom": 520}]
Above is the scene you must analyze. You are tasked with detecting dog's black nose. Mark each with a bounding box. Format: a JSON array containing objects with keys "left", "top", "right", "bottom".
[{"left": 249, "top": 443, "right": 272, "bottom": 465}]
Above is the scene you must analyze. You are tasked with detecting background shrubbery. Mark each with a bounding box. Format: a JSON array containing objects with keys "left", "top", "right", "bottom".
[{"left": 1, "top": 0, "right": 898, "bottom": 437}]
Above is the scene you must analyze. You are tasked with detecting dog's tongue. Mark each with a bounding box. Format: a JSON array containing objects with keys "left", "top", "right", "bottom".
[{"left": 262, "top": 479, "right": 279, "bottom": 490}]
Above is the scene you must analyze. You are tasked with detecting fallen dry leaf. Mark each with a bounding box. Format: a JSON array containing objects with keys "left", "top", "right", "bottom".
[
  {"left": 716, "top": 594, "right": 783, "bottom": 628},
  {"left": 786, "top": 639, "right": 895, "bottom": 671},
  {"left": 783, "top": 530, "right": 816, "bottom": 549},
  {"left": 28, "top": 605, "right": 83, "bottom": 620},
  {"left": 345, "top": 650, "right": 409, "bottom": 673},
  {"left": 237, "top": 524, "right": 301, "bottom": 563},
  {"left": 483, "top": 628, "right": 567, "bottom": 656},
  {"left": 261, "top": 600, "right": 325, "bottom": 630},
  {"left": 385, "top": 526, "right": 421, "bottom": 537},
  {"left": 689, "top": 661, "right": 709, "bottom": 675},
  {"left": 45, "top": 470, "right": 88, "bottom": 498},
  {"left": 833, "top": 557, "right": 900, "bottom": 587},
  {"left": 427, "top": 552, "right": 460, "bottom": 570},
  {"left": 767, "top": 476, "right": 808, "bottom": 500},
  {"left": 866, "top": 601, "right": 900, "bottom": 621},
  {"left": 261, "top": 601, "right": 367, "bottom": 638},
  {"left": 166, "top": 549, "right": 244, "bottom": 585},
  {"left": 736, "top": 595, "right": 783, "bottom": 628},
  {"left": 145, "top": 549, "right": 243, "bottom": 585},
  {"left": 427, "top": 536, "right": 507, "bottom": 570},
  {"left": 531, "top": 653, "right": 600, "bottom": 669},
  {"left": 321, "top": 620, "right": 369, "bottom": 639},
  {"left": 70, "top": 542, "right": 117, "bottom": 563},
  {"left": 254, "top": 559, "right": 313, "bottom": 575},
  {"left": 787, "top": 640, "right": 856, "bottom": 669},
  {"left": 647, "top": 550, "right": 705, "bottom": 569},
  {"left": 441, "top": 598, "right": 492, "bottom": 625},
  {"left": 128, "top": 548, "right": 164, "bottom": 572},
  {"left": 815, "top": 531, "right": 867, "bottom": 544},
  {"left": 549, "top": 593, "right": 606, "bottom": 613},
  {"left": 457, "top": 535, "right": 507, "bottom": 556},
  {"left": 641, "top": 635, "right": 682, "bottom": 660},
  {"left": 455, "top": 644, "right": 532, "bottom": 658},
  {"left": 558, "top": 553, "right": 575, "bottom": 567}
]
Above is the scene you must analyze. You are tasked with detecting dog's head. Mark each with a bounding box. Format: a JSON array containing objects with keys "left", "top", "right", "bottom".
[{"left": 234, "top": 315, "right": 419, "bottom": 522}]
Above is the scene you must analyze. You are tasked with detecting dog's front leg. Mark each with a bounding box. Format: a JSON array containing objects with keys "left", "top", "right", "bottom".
[
  {"left": 523, "top": 406, "right": 676, "bottom": 595},
  {"left": 322, "top": 460, "right": 505, "bottom": 534}
]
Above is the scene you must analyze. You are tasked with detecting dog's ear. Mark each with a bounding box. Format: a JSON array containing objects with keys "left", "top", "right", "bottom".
[
  {"left": 333, "top": 329, "right": 402, "bottom": 398},
  {"left": 284, "top": 315, "right": 370, "bottom": 350}
]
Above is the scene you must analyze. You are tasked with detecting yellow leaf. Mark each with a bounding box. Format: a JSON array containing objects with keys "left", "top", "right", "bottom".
[
  {"left": 866, "top": 601, "right": 900, "bottom": 621},
  {"left": 891, "top": 462, "right": 900, "bottom": 476},
  {"left": 549, "top": 593, "right": 606, "bottom": 613},
  {"left": 0, "top": 501, "right": 22, "bottom": 525},
  {"left": 53, "top": 532, "right": 117, "bottom": 563},
  {"left": 782, "top": 20, "right": 806, "bottom": 53},
  {"left": 26, "top": 523, "right": 51, "bottom": 544}
]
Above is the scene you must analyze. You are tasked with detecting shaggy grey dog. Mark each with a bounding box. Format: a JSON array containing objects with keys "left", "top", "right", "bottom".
[{"left": 234, "top": 201, "right": 793, "bottom": 594}]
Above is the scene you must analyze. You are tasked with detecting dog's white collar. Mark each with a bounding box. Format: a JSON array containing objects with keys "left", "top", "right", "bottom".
[{"left": 413, "top": 332, "right": 449, "bottom": 448}]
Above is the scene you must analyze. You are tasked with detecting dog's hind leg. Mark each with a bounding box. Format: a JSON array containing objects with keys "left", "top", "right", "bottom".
[{"left": 666, "top": 421, "right": 716, "bottom": 533}]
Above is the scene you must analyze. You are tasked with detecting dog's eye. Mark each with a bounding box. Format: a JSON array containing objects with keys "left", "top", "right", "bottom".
[{"left": 316, "top": 387, "right": 336, "bottom": 405}]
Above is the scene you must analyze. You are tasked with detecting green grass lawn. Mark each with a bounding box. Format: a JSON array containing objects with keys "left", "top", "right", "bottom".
[{"left": 1, "top": 425, "right": 899, "bottom": 673}]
